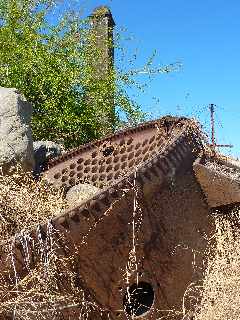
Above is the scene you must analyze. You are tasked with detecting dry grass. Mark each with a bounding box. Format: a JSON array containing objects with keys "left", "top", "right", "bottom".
[
  {"left": 2, "top": 160, "right": 240, "bottom": 319},
  {"left": 192, "top": 209, "right": 240, "bottom": 320},
  {"left": 0, "top": 168, "right": 102, "bottom": 319},
  {"left": 0, "top": 167, "right": 67, "bottom": 244}
]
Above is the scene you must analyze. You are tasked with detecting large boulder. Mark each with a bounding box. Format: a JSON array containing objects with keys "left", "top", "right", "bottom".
[
  {"left": 66, "top": 183, "right": 100, "bottom": 207},
  {"left": 0, "top": 88, "right": 34, "bottom": 173},
  {"left": 33, "top": 141, "right": 64, "bottom": 174}
]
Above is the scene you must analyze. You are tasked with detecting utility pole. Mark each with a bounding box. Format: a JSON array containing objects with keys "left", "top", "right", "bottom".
[{"left": 209, "top": 103, "right": 233, "bottom": 151}]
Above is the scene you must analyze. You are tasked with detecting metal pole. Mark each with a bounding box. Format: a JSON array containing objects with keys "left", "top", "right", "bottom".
[
  {"left": 209, "top": 103, "right": 233, "bottom": 150},
  {"left": 210, "top": 104, "right": 215, "bottom": 148}
]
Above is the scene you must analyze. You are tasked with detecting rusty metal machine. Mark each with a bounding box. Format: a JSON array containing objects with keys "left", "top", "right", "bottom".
[{"left": 3, "top": 116, "right": 237, "bottom": 319}]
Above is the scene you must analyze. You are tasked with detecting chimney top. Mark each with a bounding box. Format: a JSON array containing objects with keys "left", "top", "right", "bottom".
[{"left": 91, "top": 6, "right": 115, "bottom": 26}]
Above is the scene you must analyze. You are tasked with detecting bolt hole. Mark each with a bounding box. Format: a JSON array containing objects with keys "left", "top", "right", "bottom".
[
  {"left": 92, "top": 158, "right": 98, "bottom": 165},
  {"left": 103, "top": 146, "right": 114, "bottom": 157},
  {"left": 54, "top": 173, "right": 61, "bottom": 179},
  {"left": 84, "top": 167, "right": 90, "bottom": 173},
  {"left": 61, "top": 176, "right": 68, "bottom": 182},
  {"left": 135, "top": 143, "right": 141, "bottom": 150},
  {"left": 70, "top": 163, "right": 76, "bottom": 169},
  {"left": 92, "top": 151, "right": 98, "bottom": 158},
  {"left": 77, "top": 158, "right": 84, "bottom": 164},
  {"left": 84, "top": 159, "right": 91, "bottom": 165},
  {"left": 127, "top": 138, "right": 133, "bottom": 145}
]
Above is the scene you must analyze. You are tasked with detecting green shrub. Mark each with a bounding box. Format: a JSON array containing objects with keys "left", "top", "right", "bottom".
[{"left": 0, "top": 0, "right": 178, "bottom": 148}]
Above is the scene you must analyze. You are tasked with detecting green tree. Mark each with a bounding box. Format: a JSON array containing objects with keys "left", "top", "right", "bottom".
[{"left": 0, "top": 0, "right": 179, "bottom": 148}]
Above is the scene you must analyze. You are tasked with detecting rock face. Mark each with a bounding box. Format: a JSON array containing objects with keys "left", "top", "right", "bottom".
[
  {"left": 0, "top": 87, "right": 34, "bottom": 173},
  {"left": 66, "top": 183, "right": 100, "bottom": 207},
  {"left": 33, "top": 141, "right": 64, "bottom": 174}
]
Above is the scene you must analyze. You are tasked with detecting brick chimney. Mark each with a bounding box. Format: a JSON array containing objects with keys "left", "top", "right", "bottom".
[
  {"left": 89, "top": 6, "right": 115, "bottom": 78},
  {"left": 85, "top": 6, "right": 115, "bottom": 136}
]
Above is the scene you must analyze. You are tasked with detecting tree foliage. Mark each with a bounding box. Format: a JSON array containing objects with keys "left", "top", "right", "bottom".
[{"left": 0, "top": 0, "right": 179, "bottom": 148}]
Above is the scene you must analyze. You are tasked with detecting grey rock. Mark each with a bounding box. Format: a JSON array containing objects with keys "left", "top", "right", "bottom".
[
  {"left": 66, "top": 183, "right": 100, "bottom": 207},
  {"left": 33, "top": 141, "right": 64, "bottom": 174},
  {"left": 0, "top": 87, "right": 34, "bottom": 173}
]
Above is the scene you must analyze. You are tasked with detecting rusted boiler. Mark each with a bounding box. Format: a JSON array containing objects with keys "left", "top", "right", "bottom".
[{"left": 2, "top": 116, "right": 240, "bottom": 319}]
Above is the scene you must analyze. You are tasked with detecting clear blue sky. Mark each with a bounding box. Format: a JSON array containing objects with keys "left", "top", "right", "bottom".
[{"left": 58, "top": 0, "right": 240, "bottom": 158}]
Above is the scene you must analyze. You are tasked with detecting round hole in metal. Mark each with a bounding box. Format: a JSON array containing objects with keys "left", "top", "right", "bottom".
[
  {"left": 99, "top": 166, "right": 105, "bottom": 173},
  {"left": 84, "top": 166, "right": 90, "bottom": 173},
  {"left": 143, "top": 155, "right": 148, "bottom": 162},
  {"left": 142, "top": 147, "right": 148, "bottom": 155},
  {"left": 103, "top": 146, "right": 114, "bottom": 157},
  {"left": 113, "top": 149, "right": 119, "bottom": 156},
  {"left": 128, "top": 152, "right": 134, "bottom": 160},
  {"left": 121, "top": 162, "right": 127, "bottom": 170},
  {"left": 77, "top": 172, "right": 83, "bottom": 179},
  {"left": 62, "top": 183, "right": 67, "bottom": 190},
  {"left": 113, "top": 156, "right": 120, "bottom": 163},
  {"left": 123, "top": 282, "right": 154, "bottom": 318},
  {"left": 135, "top": 158, "right": 142, "bottom": 165},
  {"left": 61, "top": 176, "right": 68, "bottom": 182},
  {"left": 135, "top": 149, "right": 141, "bottom": 157},
  {"left": 106, "top": 157, "right": 112, "bottom": 165},
  {"left": 70, "top": 163, "right": 76, "bottom": 170},
  {"left": 156, "top": 134, "right": 162, "bottom": 140},
  {"left": 92, "top": 176, "right": 98, "bottom": 183},
  {"left": 149, "top": 143, "right": 157, "bottom": 151},
  {"left": 69, "top": 171, "right": 76, "bottom": 177},
  {"left": 107, "top": 173, "right": 113, "bottom": 181},
  {"left": 99, "top": 174, "right": 106, "bottom": 181},
  {"left": 127, "top": 145, "right": 133, "bottom": 152},
  {"left": 135, "top": 142, "right": 141, "bottom": 150},
  {"left": 92, "top": 158, "right": 98, "bottom": 165},
  {"left": 121, "top": 154, "right": 127, "bottom": 162},
  {"left": 106, "top": 165, "right": 113, "bottom": 172},
  {"left": 92, "top": 166, "right": 98, "bottom": 173},
  {"left": 127, "top": 138, "right": 133, "bottom": 145},
  {"left": 114, "top": 171, "right": 121, "bottom": 179},
  {"left": 129, "top": 159, "right": 135, "bottom": 167},
  {"left": 157, "top": 139, "right": 164, "bottom": 147},
  {"left": 114, "top": 164, "right": 120, "bottom": 171},
  {"left": 98, "top": 159, "right": 104, "bottom": 165},
  {"left": 54, "top": 173, "right": 61, "bottom": 179},
  {"left": 77, "top": 158, "right": 84, "bottom": 164},
  {"left": 92, "top": 151, "right": 98, "bottom": 158},
  {"left": 84, "top": 159, "right": 91, "bottom": 166},
  {"left": 120, "top": 147, "right": 126, "bottom": 154},
  {"left": 119, "top": 139, "right": 125, "bottom": 146},
  {"left": 142, "top": 139, "right": 148, "bottom": 147},
  {"left": 149, "top": 136, "right": 156, "bottom": 144},
  {"left": 69, "top": 178, "right": 75, "bottom": 186}
]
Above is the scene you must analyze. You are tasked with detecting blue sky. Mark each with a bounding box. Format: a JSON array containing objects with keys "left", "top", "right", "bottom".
[{"left": 57, "top": 0, "right": 240, "bottom": 158}]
